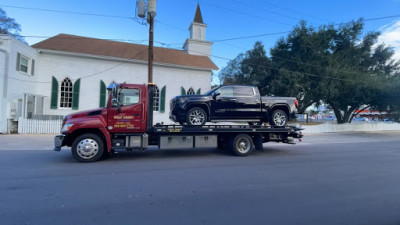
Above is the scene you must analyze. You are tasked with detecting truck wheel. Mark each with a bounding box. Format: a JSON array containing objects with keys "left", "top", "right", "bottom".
[
  {"left": 71, "top": 133, "right": 104, "bottom": 162},
  {"left": 230, "top": 134, "right": 254, "bottom": 156},
  {"left": 270, "top": 109, "right": 288, "bottom": 127},
  {"left": 186, "top": 107, "right": 207, "bottom": 126}
]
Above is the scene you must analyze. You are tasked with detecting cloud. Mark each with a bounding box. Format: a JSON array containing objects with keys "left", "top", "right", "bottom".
[{"left": 378, "top": 20, "right": 400, "bottom": 61}]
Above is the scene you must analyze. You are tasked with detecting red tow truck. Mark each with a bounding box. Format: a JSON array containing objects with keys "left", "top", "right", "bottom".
[{"left": 54, "top": 83, "right": 303, "bottom": 162}]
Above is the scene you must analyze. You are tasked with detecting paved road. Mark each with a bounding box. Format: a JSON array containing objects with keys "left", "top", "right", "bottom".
[{"left": 0, "top": 132, "right": 400, "bottom": 225}]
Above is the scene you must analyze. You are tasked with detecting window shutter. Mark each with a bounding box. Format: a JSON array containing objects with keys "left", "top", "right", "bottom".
[
  {"left": 160, "top": 85, "right": 166, "bottom": 113},
  {"left": 72, "top": 79, "right": 81, "bottom": 110},
  {"left": 50, "top": 76, "right": 58, "bottom": 109},
  {"left": 31, "top": 59, "right": 35, "bottom": 75},
  {"left": 16, "top": 53, "right": 21, "bottom": 71},
  {"left": 196, "top": 88, "right": 201, "bottom": 95},
  {"left": 181, "top": 87, "right": 186, "bottom": 95},
  {"left": 99, "top": 80, "right": 106, "bottom": 107}
]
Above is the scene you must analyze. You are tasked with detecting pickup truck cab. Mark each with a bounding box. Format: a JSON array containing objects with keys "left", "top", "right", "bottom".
[{"left": 170, "top": 85, "right": 298, "bottom": 126}]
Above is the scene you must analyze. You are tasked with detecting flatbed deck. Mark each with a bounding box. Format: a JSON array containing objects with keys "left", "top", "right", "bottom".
[{"left": 152, "top": 124, "right": 303, "bottom": 134}]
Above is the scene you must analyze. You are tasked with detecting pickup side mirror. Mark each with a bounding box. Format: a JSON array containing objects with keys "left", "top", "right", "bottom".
[{"left": 212, "top": 91, "right": 220, "bottom": 100}]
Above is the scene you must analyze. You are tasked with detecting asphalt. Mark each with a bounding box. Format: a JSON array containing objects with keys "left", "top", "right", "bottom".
[{"left": 0, "top": 132, "right": 400, "bottom": 225}]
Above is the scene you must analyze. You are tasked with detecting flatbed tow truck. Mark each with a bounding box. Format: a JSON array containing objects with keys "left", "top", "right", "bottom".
[{"left": 54, "top": 83, "right": 303, "bottom": 162}]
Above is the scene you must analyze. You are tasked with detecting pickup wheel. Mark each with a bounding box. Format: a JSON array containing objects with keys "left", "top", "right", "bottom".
[
  {"left": 186, "top": 107, "right": 207, "bottom": 126},
  {"left": 230, "top": 134, "right": 254, "bottom": 156},
  {"left": 270, "top": 109, "right": 288, "bottom": 127},
  {"left": 71, "top": 133, "right": 104, "bottom": 162}
]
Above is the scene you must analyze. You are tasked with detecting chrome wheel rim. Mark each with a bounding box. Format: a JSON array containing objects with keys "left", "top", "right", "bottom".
[
  {"left": 236, "top": 137, "right": 250, "bottom": 153},
  {"left": 273, "top": 112, "right": 287, "bottom": 126},
  {"left": 77, "top": 138, "right": 99, "bottom": 159},
  {"left": 189, "top": 110, "right": 205, "bottom": 125}
]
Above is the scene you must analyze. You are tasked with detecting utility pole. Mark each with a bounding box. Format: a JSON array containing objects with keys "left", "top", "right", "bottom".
[
  {"left": 137, "top": 0, "right": 157, "bottom": 131},
  {"left": 147, "top": 5, "right": 155, "bottom": 84}
]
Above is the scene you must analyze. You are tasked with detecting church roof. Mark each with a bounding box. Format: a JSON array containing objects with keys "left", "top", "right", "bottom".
[
  {"left": 193, "top": 3, "right": 204, "bottom": 24},
  {"left": 32, "top": 34, "right": 217, "bottom": 70}
]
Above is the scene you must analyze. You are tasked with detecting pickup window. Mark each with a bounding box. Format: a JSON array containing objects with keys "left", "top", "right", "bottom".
[
  {"left": 219, "top": 86, "right": 234, "bottom": 97},
  {"left": 234, "top": 86, "right": 254, "bottom": 97},
  {"left": 119, "top": 89, "right": 140, "bottom": 106}
]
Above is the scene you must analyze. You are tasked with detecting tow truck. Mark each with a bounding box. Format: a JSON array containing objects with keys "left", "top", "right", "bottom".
[{"left": 54, "top": 83, "right": 303, "bottom": 162}]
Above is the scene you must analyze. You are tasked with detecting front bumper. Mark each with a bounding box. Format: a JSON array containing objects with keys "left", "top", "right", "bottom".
[{"left": 54, "top": 134, "right": 66, "bottom": 151}]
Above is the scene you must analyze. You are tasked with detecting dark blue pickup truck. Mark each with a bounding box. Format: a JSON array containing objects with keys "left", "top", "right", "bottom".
[{"left": 170, "top": 85, "right": 298, "bottom": 127}]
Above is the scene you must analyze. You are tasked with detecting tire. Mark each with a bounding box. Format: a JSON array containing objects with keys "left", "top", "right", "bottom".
[
  {"left": 71, "top": 133, "right": 104, "bottom": 162},
  {"left": 186, "top": 107, "right": 207, "bottom": 126},
  {"left": 270, "top": 109, "right": 288, "bottom": 127},
  {"left": 230, "top": 134, "right": 254, "bottom": 156}
]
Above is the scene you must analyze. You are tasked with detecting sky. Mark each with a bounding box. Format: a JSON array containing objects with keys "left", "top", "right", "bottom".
[{"left": 1, "top": 0, "right": 400, "bottom": 84}]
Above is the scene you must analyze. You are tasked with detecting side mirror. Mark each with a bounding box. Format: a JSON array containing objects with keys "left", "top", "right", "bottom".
[
  {"left": 212, "top": 91, "right": 220, "bottom": 100},
  {"left": 111, "top": 98, "right": 119, "bottom": 107}
]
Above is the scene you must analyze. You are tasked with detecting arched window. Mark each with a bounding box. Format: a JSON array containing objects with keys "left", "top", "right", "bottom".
[
  {"left": 60, "top": 78, "right": 73, "bottom": 108},
  {"left": 187, "top": 88, "right": 195, "bottom": 95},
  {"left": 153, "top": 85, "right": 160, "bottom": 111}
]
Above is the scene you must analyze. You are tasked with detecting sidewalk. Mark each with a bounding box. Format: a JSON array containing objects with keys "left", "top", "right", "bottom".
[{"left": 0, "top": 134, "right": 54, "bottom": 151}]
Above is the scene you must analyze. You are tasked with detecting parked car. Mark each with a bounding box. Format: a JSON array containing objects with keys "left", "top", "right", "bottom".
[{"left": 169, "top": 85, "right": 298, "bottom": 127}]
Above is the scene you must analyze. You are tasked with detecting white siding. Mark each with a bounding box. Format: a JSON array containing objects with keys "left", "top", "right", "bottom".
[
  {"left": 184, "top": 39, "right": 212, "bottom": 57},
  {"left": 36, "top": 52, "right": 212, "bottom": 125},
  {"left": 0, "top": 35, "right": 39, "bottom": 133}
]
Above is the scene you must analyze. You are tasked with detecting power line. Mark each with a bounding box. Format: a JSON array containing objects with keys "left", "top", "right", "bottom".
[
  {"left": 0, "top": 4, "right": 134, "bottom": 19},
  {"left": 4, "top": 3, "right": 400, "bottom": 44},
  {"left": 210, "top": 14, "right": 400, "bottom": 43},
  {"left": 1, "top": 49, "right": 149, "bottom": 84},
  {"left": 153, "top": 46, "right": 370, "bottom": 84},
  {"left": 232, "top": 0, "right": 320, "bottom": 26},
  {"left": 0, "top": 4, "right": 146, "bottom": 25},
  {"left": 258, "top": 0, "right": 333, "bottom": 23},
  {"left": 201, "top": 1, "right": 295, "bottom": 28}
]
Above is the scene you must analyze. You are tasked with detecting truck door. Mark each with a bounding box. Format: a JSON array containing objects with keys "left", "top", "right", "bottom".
[
  {"left": 211, "top": 86, "right": 237, "bottom": 119},
  {"left": 233, "top": 86, "right": 262, "bottom": 120},
  {"left": 107, "top": 88, "right": 146, "bottom": 133}
]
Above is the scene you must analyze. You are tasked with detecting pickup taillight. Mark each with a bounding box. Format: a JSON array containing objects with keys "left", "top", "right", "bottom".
[{"left": 294, "top": 99, "right": 298, "bottom": 108}]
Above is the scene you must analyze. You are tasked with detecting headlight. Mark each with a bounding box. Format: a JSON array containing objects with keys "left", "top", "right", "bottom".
[
  {"left": 178, "top": 97, "right": 187, "bottom": 104},
  {"left": 61, "top": 123, "right": 74, "bottom": 133}
]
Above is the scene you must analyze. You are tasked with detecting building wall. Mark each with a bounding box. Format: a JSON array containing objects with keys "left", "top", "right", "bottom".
[
  {"left": 184, "top": 39, "right": 212, "bottom": 57},
  {"left": 36, "top": 51, "right": 212, "bottom": 125},
  {"left": 0, "top": 35, "right": 39, "bottom": 133}
]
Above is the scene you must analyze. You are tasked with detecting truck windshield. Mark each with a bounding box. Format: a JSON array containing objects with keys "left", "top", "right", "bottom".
[{"left": 204, "top": 87, "right": 219, "bottom": 95}]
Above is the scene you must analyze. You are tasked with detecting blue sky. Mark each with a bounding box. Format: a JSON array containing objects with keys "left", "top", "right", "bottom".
[{"left": 1, "top": 0, "right": 400, "bottom": 83}]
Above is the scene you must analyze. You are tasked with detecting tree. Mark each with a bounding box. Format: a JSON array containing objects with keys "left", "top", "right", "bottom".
[
  {"left": 219, "top": 19, "right": 399, "bottom": 123},
  {"left": 0, "top": 7, "right": 25, "bottom": 42},
  {"left": 270, "top": 21, "right": 334, "bottom": 113},
  {"left": 219, "top": 42, "right": 273, "bottom": 95},
  {"left": 270, "top": 20, "right": 400, "bottom": 123}
]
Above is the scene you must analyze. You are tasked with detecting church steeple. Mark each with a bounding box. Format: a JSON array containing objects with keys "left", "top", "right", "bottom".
[
  {"left": 194, "top": 3, "right": 204, "bottom": 24},
  {"left": 183, "top": 3, "right": 212, "bottom": 57}
]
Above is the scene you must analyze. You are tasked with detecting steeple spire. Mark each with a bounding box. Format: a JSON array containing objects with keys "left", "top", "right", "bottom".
[{"left": 194, "top": 3, "right": 204, "bottom": 24}]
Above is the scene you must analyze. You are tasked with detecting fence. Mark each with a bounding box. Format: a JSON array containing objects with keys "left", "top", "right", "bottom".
[
  {"left": 18, "top": 117, "right": 62, "bottom": 134},
  {"left": 302, "top": 122, "right": 400, "bottom": 134}
]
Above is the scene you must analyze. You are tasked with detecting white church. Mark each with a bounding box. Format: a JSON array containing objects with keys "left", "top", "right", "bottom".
[{"left": 0, "top": 4, "right": 217, "bottom": 133}]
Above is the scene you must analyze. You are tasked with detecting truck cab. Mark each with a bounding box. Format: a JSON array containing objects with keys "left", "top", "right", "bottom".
[{"left": 55, "top": 83, "right": 149, "bottom": 161}]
